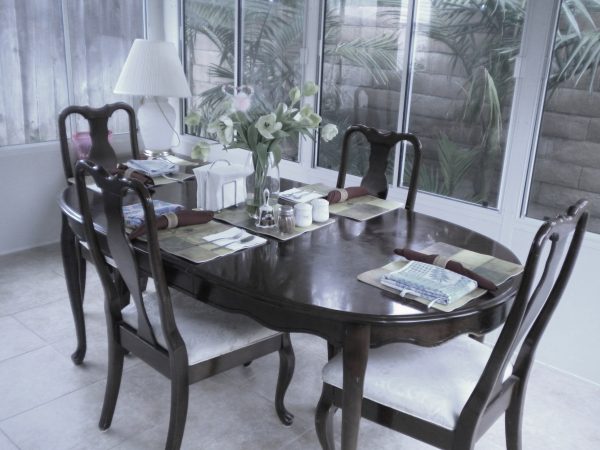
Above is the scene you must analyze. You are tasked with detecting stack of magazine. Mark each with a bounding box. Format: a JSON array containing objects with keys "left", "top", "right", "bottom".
[
  {"left": 380, "top": 261, "right": 478, "bottom": 306},
  {"left": 127, "top": 159, "right": 176, "bottom": 177},
  {"left": 122, "top": 200, "right": 183, "bottom": 228}
]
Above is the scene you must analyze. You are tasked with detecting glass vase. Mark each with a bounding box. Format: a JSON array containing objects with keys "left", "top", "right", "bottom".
[{"left": 245, "top": 151, "right": 280, "bottom": 219}]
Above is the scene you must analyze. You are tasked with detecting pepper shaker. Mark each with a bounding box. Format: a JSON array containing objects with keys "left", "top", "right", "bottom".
[{"left": 277, "top": 205, "right": 295, "bottom": 233}]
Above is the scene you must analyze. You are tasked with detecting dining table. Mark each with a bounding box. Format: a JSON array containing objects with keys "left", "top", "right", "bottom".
[{"left": 58, "top": 177, "right": 521, "bottom": 450}]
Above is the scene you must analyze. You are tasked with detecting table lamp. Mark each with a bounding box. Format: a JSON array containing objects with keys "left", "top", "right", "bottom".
[{"left": 114, "top": 39, "right": 191, "bottom": 156}]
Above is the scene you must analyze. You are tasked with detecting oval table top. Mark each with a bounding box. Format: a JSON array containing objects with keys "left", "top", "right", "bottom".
[{"left": 59, "top": 179, "right": 521, "bottom": 346}]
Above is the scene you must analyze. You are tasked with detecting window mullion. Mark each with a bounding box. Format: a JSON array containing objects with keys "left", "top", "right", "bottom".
[
  {"left": 298, "top": 0, "right": 324, "bottom": 168},
  {"left": 393, "top": 0, "right": 418, "bottom": 188},
  {"left": 235, "top": 0, "right": 243, "bottom": 87},
  {"left": 496, "top": 0, "right": 561, "bottom": 243}
]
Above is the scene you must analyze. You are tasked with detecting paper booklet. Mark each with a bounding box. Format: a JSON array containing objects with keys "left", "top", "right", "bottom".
[{"left": 380, "top": 260, "right": 478, "bottom": 306}]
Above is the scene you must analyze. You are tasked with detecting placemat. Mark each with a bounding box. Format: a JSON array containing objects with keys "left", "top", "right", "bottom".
[
  {"left": 329, "top": 195, "right": 403, "bottom": 221},
  {"left": 214, "top": 207, "right": 336, "bottom": 241},
  {"left": 357, "top": 242, "right": 523, "bottom": 312},
  {"left": 141, "top": 221, "right": 266, "bottom": 264}
]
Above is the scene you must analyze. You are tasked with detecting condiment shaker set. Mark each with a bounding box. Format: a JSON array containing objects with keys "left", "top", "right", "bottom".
[{"left": 256, "top": 189, "right": 329, "bottom": 234}]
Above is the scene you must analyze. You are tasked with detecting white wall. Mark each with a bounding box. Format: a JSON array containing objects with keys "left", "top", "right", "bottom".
[
  {"left": 0, "top": 134, "right": 138, "bottom": 255},
  {"left": 0, "top": 142, "right": 64, "bottom": 254}
]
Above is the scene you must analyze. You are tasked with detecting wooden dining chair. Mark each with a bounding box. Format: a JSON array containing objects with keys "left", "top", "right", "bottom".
[
  {"left": 336, "top": 125, "right": 422, "bottom": 211},
  {"left": 315, "top": 200, "right": 588, "bottom": 450},
  {"left": 59, "top": 103, "right": 141, "bottom": 364},
  {"left": 74, "top": 160, "right": 295, "bottom": 449},
  {"left": 58, "top": 102, "right": 140, "bottom": 180}
]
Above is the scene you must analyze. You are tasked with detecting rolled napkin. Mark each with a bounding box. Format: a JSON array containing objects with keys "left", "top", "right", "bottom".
[
  {"left": 112, "top": 163, "right": 155, "bottom": 186},
  {"left": 129, "top": 209, "right": 214, "bottom": 240},
  {"left": 394, "top": 247, "right": 497, "bottom": 291},
  {"left": 326, "top": 186, "right": 369, "bottom": 204}
]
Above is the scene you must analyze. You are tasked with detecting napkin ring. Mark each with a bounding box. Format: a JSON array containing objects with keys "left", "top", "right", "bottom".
[
  {"left": 164, "top": 212, "right": 179, "bottom": 229},
  {"left": 433, "top": 255, "right": 450, "bottom": 268},
  {"left": 333, "top": 188, "right": 348, "bottom": 202}
]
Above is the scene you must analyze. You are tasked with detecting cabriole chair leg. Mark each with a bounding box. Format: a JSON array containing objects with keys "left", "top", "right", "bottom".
[
  {"left": 99, "top": 343, "right": 125, "bottom": 430},
  {"left": 315, "top": 385, "right": 336, "bottom": 450}
]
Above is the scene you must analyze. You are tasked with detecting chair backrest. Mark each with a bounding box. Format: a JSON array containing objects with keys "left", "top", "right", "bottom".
[
  {"left": 59, "top": 103, "right": 141, "bottom": 180},
  {"left": 336, "top": 125, "right": 422, "bottom": 210},
  {"left": 459, "top": 199, "right": 588, "bottom": 432},
  {"left": 74, "top": 159, "right": 184, "bottom": 355}
]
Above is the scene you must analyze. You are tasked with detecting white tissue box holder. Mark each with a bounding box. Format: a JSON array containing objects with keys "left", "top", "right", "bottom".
[{"left": 195, "top": 160, "right": 247, "bottom": 211}]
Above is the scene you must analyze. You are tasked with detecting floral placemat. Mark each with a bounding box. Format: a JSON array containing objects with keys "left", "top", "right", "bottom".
[
  {"left": 140, "top": 221, "right": 266, "bottom": 264},
  {"left": 214, "top": 207, "right": 336, "bottom": 241},
  {"left": 329, "top": 195, "right": 403, "bottom": 221},
  {"left": 357, "top": 242, "right": 523, "bottom": 312}
]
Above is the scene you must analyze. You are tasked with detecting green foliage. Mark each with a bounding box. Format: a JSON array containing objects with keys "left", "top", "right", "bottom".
[
  {"left": 551, "top": 0, "right": 600, "bottom": 91},
  {"left": 185, "top": 0, "right": 400, "bottom": 140},
  {"left": 405, "top": 134, "right": 477, "bottom": 199},
  {"left": 423, "top": 0, "right": 525, "bottom": 204}
]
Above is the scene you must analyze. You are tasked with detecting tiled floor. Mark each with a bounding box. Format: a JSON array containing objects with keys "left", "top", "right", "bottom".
[{"left": 0, "top": 244, "right": 599, "bottom": 450}]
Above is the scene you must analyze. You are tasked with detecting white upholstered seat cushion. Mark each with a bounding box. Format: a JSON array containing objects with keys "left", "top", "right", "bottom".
[
  {"left": 122, "top": 289, "right": 280, "bottom": 365},
  {"left": 322, "top": 335, "right": 512, "bottom": 430}
]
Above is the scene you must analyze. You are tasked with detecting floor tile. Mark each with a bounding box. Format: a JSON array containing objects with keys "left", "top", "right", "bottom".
[
  {"left": 0, "top": 346, "right": 102, "bottom": 421},
  {"left": 0, "top": 430, "right": 18, "bottom": 450},
  {"left": 0, "top": 316, "right": 46, "bottom": 362},
  {"left": 111, "top": 364, "right": 309, "bottom": 450},
  {"left": 14, "top": 288, "right": 105, "bottom": 344},
  {"left": 0, "top": 378, "right": 149, "bottom": 450}
]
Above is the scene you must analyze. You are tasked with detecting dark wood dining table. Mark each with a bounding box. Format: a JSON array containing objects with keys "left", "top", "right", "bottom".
[{"left": 58, "top": 178, "right": 520, "bottom": 450}]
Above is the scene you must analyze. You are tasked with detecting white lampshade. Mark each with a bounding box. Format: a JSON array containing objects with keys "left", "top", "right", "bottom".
[
  {"left": 114, "top": 39, "right": 191, "bottom": 98},
  {"left": 115, "top": 39, "right": 191, "bottom": 154}
]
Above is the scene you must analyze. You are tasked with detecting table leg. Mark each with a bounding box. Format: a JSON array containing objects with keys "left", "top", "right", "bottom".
[
  {"left": 60, "top": 214, "right": 87, "bottom": 365},
  {"left": 341, "top": 324, "right": 370, "bottom": 450}
]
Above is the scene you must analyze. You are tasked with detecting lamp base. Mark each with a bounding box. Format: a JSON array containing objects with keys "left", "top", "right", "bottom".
[{"left": 138, "top": 97, "right": 175, "bottom": 154}]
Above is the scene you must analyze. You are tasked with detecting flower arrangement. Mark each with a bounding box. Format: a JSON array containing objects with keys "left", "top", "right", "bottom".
[
  {"left": 186, "top": 82, "right": 337, "bottom": 216},
  {"left": 186, "top": 82, "right": 338, "bottom": 168}
]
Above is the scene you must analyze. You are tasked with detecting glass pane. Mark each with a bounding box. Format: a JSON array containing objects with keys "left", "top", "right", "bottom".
[
  {"left": 184, "top": 0, "right": 236, "bottom": 136},
  {"left": 527, "top": 0, "right": 600, "bottom": 233},
  {"left": 241, "top": 0, "right": 308, "bottom": 161},
  {"left": 0, "top": 0, "right": 68, "bottom": 146},
  {"left": 404, "top": 0, "right": 527, "bottom": 208},
  {"left": 66, "top": 0, "right": 145, "bottom": 134},
  {"left": 318, "top": 0, "right": 407, "bottom": 176}
]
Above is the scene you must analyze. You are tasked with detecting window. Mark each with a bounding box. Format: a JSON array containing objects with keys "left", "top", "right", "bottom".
[
  {"left": 403, "top": 1, "right": 526, "bottom": 208},
  {"left": 318, "top": 0, "right": 407, "bottom": 177},
  {"left": 184, "top": 0, "right": 528, "bottom": 209},
  {"left": 0, "top": 0, "right": 145, "bottom": 147},
  {"left": 184, "top": 0, "right": 309, "bottom": 160},
  {"left": 527, "top": 0, "right": 600, "bottom": 233}
]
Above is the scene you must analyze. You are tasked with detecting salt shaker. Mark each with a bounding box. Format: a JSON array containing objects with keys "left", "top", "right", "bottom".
[
  {"left": 311, "top": 198, "right": 329, "bottom": 222},
  {"left": 294, "top": 203, "right": 313, "bottom": 227},
  {"left": 277, "top": 205, "right": 295, "bottom": 234}
]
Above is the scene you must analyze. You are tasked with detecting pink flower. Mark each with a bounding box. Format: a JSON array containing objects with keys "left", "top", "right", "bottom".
[{"left": 232, "top": 92, "right": 252, "bottom": 112}]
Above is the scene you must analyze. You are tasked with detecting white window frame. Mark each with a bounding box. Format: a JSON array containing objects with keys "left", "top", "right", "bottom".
[{"left": 177, "top": 0, "right": 600, "bottom": 249}]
